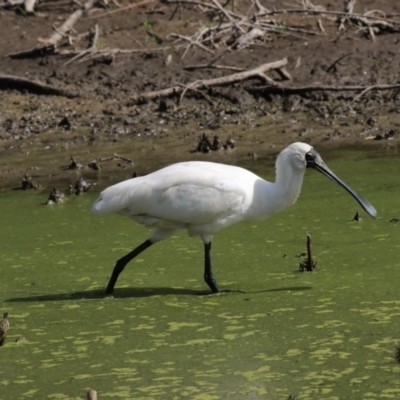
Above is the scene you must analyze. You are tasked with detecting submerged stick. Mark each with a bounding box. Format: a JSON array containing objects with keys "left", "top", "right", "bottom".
[
  {"left": 299, "top": 233, "right": 317, "bottom": 272},
  {"left": 306, "top": 233, "right": 313, "bottom": 271}
]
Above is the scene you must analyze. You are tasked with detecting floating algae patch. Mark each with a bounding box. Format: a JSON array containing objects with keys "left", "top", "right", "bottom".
[{"left": 1, "top": 149, "right": 400, "bottom": 398}]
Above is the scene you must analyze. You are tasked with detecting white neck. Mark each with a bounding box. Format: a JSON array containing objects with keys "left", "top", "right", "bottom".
[
  {"left": 273, "top": 163, "right": 305, "bottom": 211},
  {"left": 248, "top": 161, "right": 306, "bottom": 221}
]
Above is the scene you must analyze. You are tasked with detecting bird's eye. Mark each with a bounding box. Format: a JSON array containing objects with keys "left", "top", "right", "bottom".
[
  {"left": 305, "top": 152, "right": 314, "bottom": 162},
  {"left": 305, "top": 152, "right": 316, "bottom": 167}
]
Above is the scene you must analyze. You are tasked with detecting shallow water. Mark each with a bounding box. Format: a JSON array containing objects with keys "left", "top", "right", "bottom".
[{"left": 1, "top": 150, "right": 400, "bottom": 399}]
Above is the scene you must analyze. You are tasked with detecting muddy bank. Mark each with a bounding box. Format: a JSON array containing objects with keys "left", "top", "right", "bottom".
[{"left": 1, "top": 0, "right": 400, "bottom": 191}]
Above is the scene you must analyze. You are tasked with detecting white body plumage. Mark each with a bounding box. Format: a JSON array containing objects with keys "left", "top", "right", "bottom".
[{"left": 92, "top": 145, "right": 306, "bottom": 243}]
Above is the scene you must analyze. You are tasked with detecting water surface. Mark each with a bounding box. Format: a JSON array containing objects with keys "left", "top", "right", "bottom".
[{"left": 1, "top": 150, "right": 399, "bottom": 399}]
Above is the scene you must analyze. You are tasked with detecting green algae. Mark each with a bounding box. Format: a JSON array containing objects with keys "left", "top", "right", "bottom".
[{"left": 0, "top": 149, "right": 400, "bottom": 399}]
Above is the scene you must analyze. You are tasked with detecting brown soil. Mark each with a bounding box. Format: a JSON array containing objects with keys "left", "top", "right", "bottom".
[{"left": 1, "top": 0, "right": 400, "bottom": 192}]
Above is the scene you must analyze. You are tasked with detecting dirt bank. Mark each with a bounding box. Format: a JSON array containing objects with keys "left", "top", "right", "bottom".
[{"left": 1, "top": 0, "right": 400, "bottom": 192}]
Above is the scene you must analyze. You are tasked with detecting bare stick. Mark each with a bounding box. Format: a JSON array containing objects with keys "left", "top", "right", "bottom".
[
  {"left": 91, "top": 23, "right": 100, "bottom": 47},
  {"left": 8, "top": 0, "right": 98, "bottom": 59},
  {"left": 58, "top": 45, "right": 181, "bottom": 62},
  {"left": 252, "top": 0, "right": 269, "bottom": 14},
  {"left": 317, "top": 19, "right": 326, "bottom": 34},
  {"left": 46, "top": 0, "right": 97, "bottom": 46},
  {"left": 131, "top": 58, "right": 288, "bottom": 103},
  {"left": 91, "top": 0, "right": 155, "bottom": 18},
  {"left": 24, "top": 0, "right": 36, "bottom": 13},
  {"left": 0, "top": 74, "right": 77, "bottom": 97},
  {"left": 184, "top": 64, "right": 245, "bottom": 71},
  {"left": 344, "top": 0, "right": 356, "bottom": 14},
  {"left": 326, "top": 52, "right": 352, "bottom": 73},
  {"left": 275, "top": 67, "right": 291, "bottom": 80},
  {"left": 212, "top": 0, "right": 245, "bottom": 33},
  {"left": 166, "top": 0, "right": 243, "bottom": 20},
  {"left": 64, "top": 23, "right": 100, "bottom": 65},
  {"left": 170, "top": 33, "right": 214, "bottom": 55},
  {"left": 306, "top": 233, "right": 313, "bottom": 271},
  {"left": 299, "top": 233, "right": 316, "bottom": 272},
  {"left": 7, "top": 45, "right": 56, "bottom": 59},
  {"left": 368, "top": 25, "right": 376, "bottom": 42},
  {"left": 349, "top": 85, "right": 374, "bottom": 105},
  {"left": 253, "top": 83, "right": 400, "bottom": 94}
]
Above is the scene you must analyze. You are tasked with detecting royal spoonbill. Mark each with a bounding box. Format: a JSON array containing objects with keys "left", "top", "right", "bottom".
[{"left": 92, "top": 142, "right": 376, "bottom": 295}]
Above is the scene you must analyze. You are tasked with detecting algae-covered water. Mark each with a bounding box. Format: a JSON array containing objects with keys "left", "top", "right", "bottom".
[{"left": 1, "top": 149, "right": 400, "bottom": 400}]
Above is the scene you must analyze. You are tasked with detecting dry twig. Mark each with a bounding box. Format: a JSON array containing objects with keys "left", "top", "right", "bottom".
[
  {"left": 131, "top": 58, "right": 288, "bottom": 104},
  {"left": 90, "top": 0, "right": 155, "bottom": 18},
  {"left": 251, "top": 82, "right": 400, "bottom": 95}
]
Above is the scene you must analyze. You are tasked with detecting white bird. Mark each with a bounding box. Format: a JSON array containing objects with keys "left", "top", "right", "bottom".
[{"left": 92, "top": 142, "right": 376, "bottom": 294}]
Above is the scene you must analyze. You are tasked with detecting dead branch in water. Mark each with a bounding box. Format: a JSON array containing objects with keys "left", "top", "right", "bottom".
[{"left": 299, "top": 233, "right": 317, "bottom": 272}]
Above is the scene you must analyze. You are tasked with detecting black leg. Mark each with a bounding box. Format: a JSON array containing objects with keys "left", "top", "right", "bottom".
[
  {"left": 105, "top": 239, "right": 153, "bottom": 294},
  {"left": 204, "top": 242, "right": 219, "bottom": 293}
]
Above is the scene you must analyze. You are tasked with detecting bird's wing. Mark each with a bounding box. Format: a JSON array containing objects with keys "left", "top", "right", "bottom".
[
  {"left": 92, "top": 162, "right": 255, "bottom": 224},
  {"left": 146, "top": 179, "right": 249, "bottom": 224}
]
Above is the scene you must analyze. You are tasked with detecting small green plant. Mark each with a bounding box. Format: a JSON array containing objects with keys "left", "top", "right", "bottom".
[
  {"left": 16, "top": 5, "right": 28, "bottom": 17},
  {"left": 95, "top": 39, "right": 108, "bottom": 49},
  {"left": 142, "top": 17, "right": 153, "bottom": 30},
  {"left": 275, "top": 22, "right": 287, "bottom": 33},
  {"left": 198, "top": 22, "right": 210, "bottom": 31},
  {"left": 24, "top": 102, "right": 40, "bottom": 112}
]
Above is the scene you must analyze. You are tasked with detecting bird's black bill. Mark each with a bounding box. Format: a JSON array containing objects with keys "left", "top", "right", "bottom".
[{"left": 306, "top": 149, "right": 377, "bottom": 218}]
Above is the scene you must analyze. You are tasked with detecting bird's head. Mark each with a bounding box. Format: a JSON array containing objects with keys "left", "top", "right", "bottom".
[
  {"left": 279, "top": 142, "right": 377, "bottom": 218},
  {"left": 282, "top": 142, "right": 314, "bottom": 171}
]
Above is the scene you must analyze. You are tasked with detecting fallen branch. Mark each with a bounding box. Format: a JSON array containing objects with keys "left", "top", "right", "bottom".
[
  {"left": 170, "top": 33, "right": 214, "bottom": 56},
  {"left": 7, "top": 0, "right": 98, "bottom": 59},
  {"left": 251, "top": 83, "right": 400, "bottom": 95},
  {"left": 0, "top": 74, "right": 78, "bottom": 97},
  {"left": 131, "top": 58, "right": 288, "bottom": 104},
  {"left": 212, "top": 0, "right": 245, "bottom": 33},
  {"left": 349, "top": 86, "right": 374, "bottom": 105},
  {"left": 64, "top": 23, "right": 100, "bottom": 65},
  {"left": 184, "top": 64, "right": 246, "bottom": 72},
  {"left": 58, "top": 45, "right": 180, "bottom": 63},
  {"left": 7, "top": 45, "right": 57, "bottom": 59},
  {"left": 167, "top": 0, "right": 242, "bottom": 19},
  {"left": 256, "top": 7, "right": 399, "bottom": 21},
  {"left": 45, "top": 0, "right": 98, "bottom": 46},
  {"left": 90, "top": 0, "right": 155, "bottom": 19},
  {"left": 326, "top": 52, "right": 352, "bottom": 73},
  {"left": 168, "top": 0, "right": 318, "bottom": 58}
]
